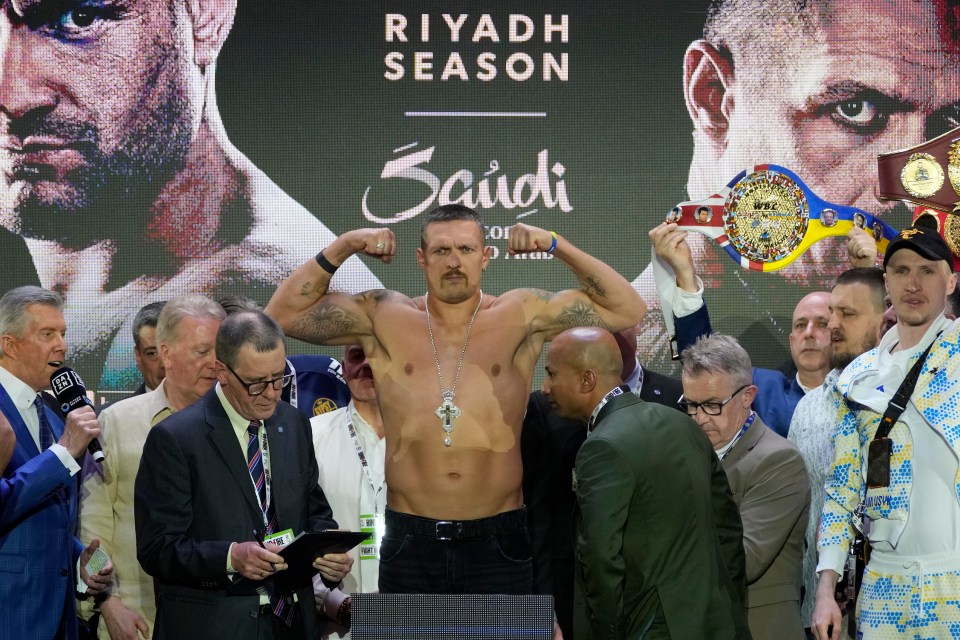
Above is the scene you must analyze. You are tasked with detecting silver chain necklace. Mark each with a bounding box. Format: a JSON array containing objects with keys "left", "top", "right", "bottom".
[{"left": 425, "top": 290, "right": 483, "bottom": 446}]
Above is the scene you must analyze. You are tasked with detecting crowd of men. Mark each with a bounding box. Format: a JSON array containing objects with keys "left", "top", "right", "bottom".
[
  {"left": 2, "top": 0, "right": 960, "bottom": 638},
  {"left": 3, "top": 200, "right": 959, "bottom": 640}
]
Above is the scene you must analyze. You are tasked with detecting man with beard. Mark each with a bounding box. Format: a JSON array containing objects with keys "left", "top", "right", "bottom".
[
  {"left": 0, "top": 0, "right": 382, "bottom": 390},
  {"left": 814, "top": 227, "right": 960, "bottom": 639},
  {"left": 787, "top": 267, "right": 886, "bottom": 636},
  {"left": 631, "top": 0, "right": 960, "bottom": 366}
]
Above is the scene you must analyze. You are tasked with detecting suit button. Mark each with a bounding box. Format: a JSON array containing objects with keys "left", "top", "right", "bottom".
[{"left": 60, "top": 569, "right": 69, "bottom": 577}]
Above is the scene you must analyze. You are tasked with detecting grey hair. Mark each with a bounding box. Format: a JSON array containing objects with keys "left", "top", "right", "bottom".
[
  {"left": 155, "top": 296, "right": 226, "bottom": 345},
  {"left": 215, "top": 311, "right": 285, "bottom": 369},
  {"left": 0, "top": 286, "right": 64, "bottom": 357},
  {"left": 217, "top": 294, "right": 262, "bottom": 315},
  {"left": 680, "top": 333, "right": 753, "bottom": 387},
  {"left": 132, "top": 301, "right": 167, "bottom": 347}
]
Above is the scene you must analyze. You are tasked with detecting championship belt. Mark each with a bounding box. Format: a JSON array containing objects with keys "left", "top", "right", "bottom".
[
  {"left": 909, "top": 205, "right": 960, "bottom": 271},
  {"left": 878, "top": 125, "right": 960, "bottom": 210},
  {"left": 878, "top": 125, "right": 960, "bottom": 268},
  {"left": 666, "top": 164, "right": 896, "bottom": 271}
]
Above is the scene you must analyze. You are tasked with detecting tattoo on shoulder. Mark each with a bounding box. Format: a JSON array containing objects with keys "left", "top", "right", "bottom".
[
  {"left": 557, "top": 301, "right": 612, "bottom": 331},
  {"left": 579, "top": 276, "right": 607, "bottom": 299},
  {"left": 293, "top": 301, "right": 361, "bottom": 341}
]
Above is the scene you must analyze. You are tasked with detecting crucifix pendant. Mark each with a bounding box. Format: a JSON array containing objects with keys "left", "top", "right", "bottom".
[{"left": 435, "top": 393, "right": 461, "bottom": 447}]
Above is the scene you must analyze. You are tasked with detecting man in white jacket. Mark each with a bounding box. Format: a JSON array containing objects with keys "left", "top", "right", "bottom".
[{"left": 310, "top": 344, "right": 385, "bottom": 638}]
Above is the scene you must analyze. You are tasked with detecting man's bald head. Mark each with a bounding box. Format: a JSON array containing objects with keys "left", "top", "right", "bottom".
[
  {"left": 552, "top": 328, "right": 623, "bottom": 378},
  {"left": 543, "top": 328, "right": 625, "bottom": 422}
]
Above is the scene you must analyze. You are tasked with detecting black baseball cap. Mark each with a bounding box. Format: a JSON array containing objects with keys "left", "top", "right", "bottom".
[{"left": 882, "top": 226, "right": 954, "bottom": 269}]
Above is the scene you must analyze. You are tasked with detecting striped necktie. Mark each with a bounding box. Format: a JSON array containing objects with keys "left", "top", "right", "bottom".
[{"left": 246, "top": 421, "right": 293, "bottom": 625}]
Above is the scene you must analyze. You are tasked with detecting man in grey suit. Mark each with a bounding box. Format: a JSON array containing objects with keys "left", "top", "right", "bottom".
[
  {"left": 680, "top": 334, "right": 810, "bottom": 640},
  {"left": 542, "top": 327, "right": 750, "bottom": 640},
  {"left": 135, "top": 310, "right": 352, "bottom": 639}
]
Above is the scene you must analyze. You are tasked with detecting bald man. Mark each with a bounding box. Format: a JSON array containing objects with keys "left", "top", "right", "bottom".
[{"left": 542, "top": 327, "right": 749, "bottom": 640}]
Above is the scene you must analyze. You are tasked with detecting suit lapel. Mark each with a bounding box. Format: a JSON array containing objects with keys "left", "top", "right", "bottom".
[
  {"left": 721, "top": 415, "right": 765, "bottom": 471},
  {"left": 0, "top": 383, "right": 40, "bottom": 460},
  {"left": 204, "top": 393, "right": 263, "bottom": 521},
  {"left": 593, "top": 393, "right": 642, "bottom": 431}
]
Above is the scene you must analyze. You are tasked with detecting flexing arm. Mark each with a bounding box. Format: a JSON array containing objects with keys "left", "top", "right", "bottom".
[
  {"left": 265, "top": 229, "right": 395, "bottom": 345},
  {"left": 509, "top": 223, "right": 646, "bottom": 337}
]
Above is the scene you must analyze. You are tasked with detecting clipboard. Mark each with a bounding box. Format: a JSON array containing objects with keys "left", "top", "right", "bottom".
[{"left": 228, "top": 530, "right": 369, "bottom": 595}]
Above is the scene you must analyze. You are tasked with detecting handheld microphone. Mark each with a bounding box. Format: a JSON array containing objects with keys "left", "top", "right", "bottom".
[{"left": 50, "top": 367, "right": 104, "bottom": 462}]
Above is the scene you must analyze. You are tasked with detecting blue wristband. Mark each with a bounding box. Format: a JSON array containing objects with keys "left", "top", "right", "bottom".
[{"left": 547, "top": 231, "right": 558, "bottom": 254}]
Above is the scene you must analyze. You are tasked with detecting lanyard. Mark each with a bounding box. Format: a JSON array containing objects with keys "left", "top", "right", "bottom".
[
  {"left": 588, "top": 385, "right": 630, "bottom": 433},
  {"left": 286, "top": 359, "right": 298, "bottom": 409},
  {"left": 345, "top": 411, "right": 385, "bottom": 514},
  {"left": 249, "top": 423, "right": 273, "bottom": 530},
  {"left": 720, "top": 412, "right": 755, "bottom": 461}
]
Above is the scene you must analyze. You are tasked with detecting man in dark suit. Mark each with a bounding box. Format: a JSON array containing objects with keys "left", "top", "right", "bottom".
[
  {"left": 541, "top": 327, "right": 749, "bottom": 639},
  {"left": 135, "top": 310, "right": 352, "bottom": 640},
  {"left": 0, "top": 286, "right": 113, "bottom": 640},
  {"left": 522, "top": 326, "right": 683, "bottom": 639}
]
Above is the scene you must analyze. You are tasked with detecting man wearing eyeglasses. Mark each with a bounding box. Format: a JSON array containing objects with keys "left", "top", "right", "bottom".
[
  {"left": 680, "top": 333, "right": 810, "bottom": 640},
  {"left": 135, "top": 310, "right": 352, "bottom": 640},
  {"left": 80, "top": 295, "right": 226, "bottom": 639},
  {"left": 541, "top": 327, "right": 749, "bottom": 640}
]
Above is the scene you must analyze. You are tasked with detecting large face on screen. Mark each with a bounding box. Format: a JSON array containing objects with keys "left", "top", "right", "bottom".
[
  {"left": 0, "top": 0, "right": 201, "bottom": 246},
  {"left": 689, "top": 0, "right": 960, "bottom": 223}
]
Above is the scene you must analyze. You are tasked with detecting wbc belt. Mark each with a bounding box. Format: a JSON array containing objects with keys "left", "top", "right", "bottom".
[{"left": 667, "top": 164, "right": 896, "bottom": 272}]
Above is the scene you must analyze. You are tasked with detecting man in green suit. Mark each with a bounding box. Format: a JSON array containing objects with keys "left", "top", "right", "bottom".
[{"left": 542, "top": 327, "right": 751, "bottom": 639}]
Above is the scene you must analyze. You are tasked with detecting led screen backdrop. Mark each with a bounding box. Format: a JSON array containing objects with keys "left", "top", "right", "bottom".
[{"left": 3, "top": 0, "right": 946, "bottom": 394}]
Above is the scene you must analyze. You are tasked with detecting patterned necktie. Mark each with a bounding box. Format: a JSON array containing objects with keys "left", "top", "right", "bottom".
[
  {"left": 246, "top": 421, "right": 293, "bottom": 625},
  {"left": 34, "top": 395, "right": 54, "bottom": 451}
]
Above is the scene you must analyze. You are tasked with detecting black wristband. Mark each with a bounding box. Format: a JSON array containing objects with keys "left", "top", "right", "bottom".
[{"left": 315, "top": 250, "right": 339, "bottom": 275}]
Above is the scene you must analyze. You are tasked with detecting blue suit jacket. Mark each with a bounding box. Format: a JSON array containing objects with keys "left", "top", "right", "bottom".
[
  {"left": 0, "top": 384, "right": 83, "bottom": 640},
  {"left": 676, "top": 305, "right": 802, "bottom": 437}
]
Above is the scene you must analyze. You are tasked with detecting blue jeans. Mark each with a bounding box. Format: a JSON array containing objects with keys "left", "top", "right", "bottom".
[{"left": 378, "top": 507, "right": 533, "bottom": 595}]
